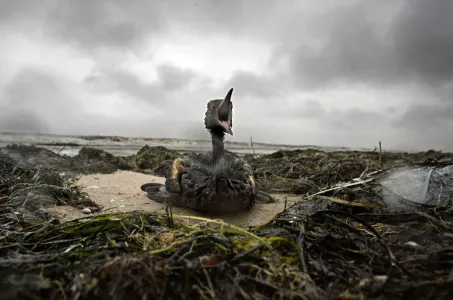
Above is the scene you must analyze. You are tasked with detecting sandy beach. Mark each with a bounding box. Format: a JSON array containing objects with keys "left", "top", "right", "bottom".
[{"left": 46, "top": 170, "right": 301, "bottom": 227}]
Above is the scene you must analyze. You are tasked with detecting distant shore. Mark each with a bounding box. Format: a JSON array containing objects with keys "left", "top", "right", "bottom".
[{"left": 0, "top": 131, "right": 377, "bottom": 157}]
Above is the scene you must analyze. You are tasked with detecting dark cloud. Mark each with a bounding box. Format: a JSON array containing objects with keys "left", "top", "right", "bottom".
[
  {"left": 289, "top": 4, "right": 395, "bottom": 87},
  {"left": 0, "top": 0, "right": 49, "bottom": 25},
  {"left": 46, "top": 0, "right": 162, "bottom": 50},
  {"left": 288, "top": 0, "right": 453, "bottom": 89},
  {"left": 5, "top": 0, "right": 453, "bottom": 91},
  {"left": 1, "top": 0, "right": 297, "bottom": 53},
  {"left": 392, "top": 0, "right": 453, "bottom": 85},
  {"left": 19, "top": 0, "right": 282, "bottom": 52}
]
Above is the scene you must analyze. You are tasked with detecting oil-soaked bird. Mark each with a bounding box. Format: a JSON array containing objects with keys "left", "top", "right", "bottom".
[{"left": 140, "top": 88, "right": 274, "bottom": 214}]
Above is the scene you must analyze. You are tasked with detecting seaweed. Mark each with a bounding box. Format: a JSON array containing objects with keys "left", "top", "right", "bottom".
[
  {"left": 248, "top": 148, "right": 453, "bottom": 194},
  {"left": 1, "top": 144, "right": 453, "bottom": 299}
]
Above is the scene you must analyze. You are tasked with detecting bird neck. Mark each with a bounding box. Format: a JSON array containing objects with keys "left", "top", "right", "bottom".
[{"left": 210, "top": 128, "right": 225, "bottom": 163}]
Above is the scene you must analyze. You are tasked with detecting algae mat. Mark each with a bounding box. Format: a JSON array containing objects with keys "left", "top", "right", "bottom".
[{"left": 46, "top": 170, "right": 299, "bottom": 227}]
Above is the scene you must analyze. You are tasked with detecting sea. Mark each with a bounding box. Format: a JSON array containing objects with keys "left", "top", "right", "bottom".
[{"left": 0, "top": 131, "right": 372, "bottom": 157}]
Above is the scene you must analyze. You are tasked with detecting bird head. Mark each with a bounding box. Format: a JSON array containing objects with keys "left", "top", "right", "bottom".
[{"left": 204, "top": 88, "right": 233, "bottom": 135}]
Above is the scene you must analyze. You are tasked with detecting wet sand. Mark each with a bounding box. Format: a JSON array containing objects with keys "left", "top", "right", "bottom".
[{"left": 46, "top": 170, "right": 301, "bottom": 227}]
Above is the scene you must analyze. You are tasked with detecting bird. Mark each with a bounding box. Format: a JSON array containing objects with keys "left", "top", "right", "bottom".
[{"left": 140, "top": 88, "right": 274, "bottom": 214}]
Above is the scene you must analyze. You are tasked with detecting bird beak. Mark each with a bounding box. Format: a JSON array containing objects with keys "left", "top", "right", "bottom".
[
  {"left": 224, "top": 88, "right": 233, "bottom": 103},
  {"left": 217, "top": 88, "right": 233, "bottom": 135},
  {"left": 219, "top": 120, "right": 233, "bottom": 135},
  {"left": 218, "top": 88, "right": 233, "bottom": 110}
]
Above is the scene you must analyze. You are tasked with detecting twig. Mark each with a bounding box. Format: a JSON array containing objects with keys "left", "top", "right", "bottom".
[
  {"left": 296, "top": 223, "right": 308, "bottom": 274},
  {"left": 303, "top": 178, "right": 374, "bottom": 200},
  {"left": 202, "top": 268, "right": 215, "bottom": 299},
  {"left": 23, "top": 218, "right": 58, "bottom": 240},
  {"left": 358, "top": 165, "right": 369, "bottom": 180},
  {"left": 379, "top": 141, "right": 382, "bottom": 167},
  {"left": 250, "top": 137, "right": 256, "bottom": 157},
  {"left": 164, "top": 200, "right": 174, "bottom": 229},
  {"left": 230, "top": 244, "right": 265, "bottom": 263},
  {"left": 229, "top": 271, "right": 252, "bottom": 300},
  {"left": 57, "top": 145, "right": 66, "bottom": 155}
]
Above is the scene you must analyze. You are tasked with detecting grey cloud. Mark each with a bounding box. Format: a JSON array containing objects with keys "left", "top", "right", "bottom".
[
  {"left": 1, "top": 67, "right": 88, "bottom": 132},
  {"left": 308, "top": 108, "right": 399, "bottom": 149},
  {"left": 289, "top": 6, "right": 393, "bottom": 87},
  {"left": 287, "top": 0, "right": 453, "bottom": 89},
  {"left": 157, "top": 65, "right": 198, "bottom": 91},
  {"left": 2, "top": 0, "right": 453, "bottom": 151},
  {"left": 313, "top": 105, "right": 453, "bottom": 150},
  {"left": 392, "top": 0, "right": 453, "bottom": 85},
  {"left": 6, "top": 68, "right": 71, "bottom": 110},
  {"left": 85, "top": 63, "right": 206, "bottom": 103},
  {"left": 2, "top": 0, "right": 294, "bottom": 52},
  {"left": 392, "top": 103, "right": 453, "bottom": 150},
  {"left": 323, "top": 108, "right": 389, "bottom": 131},
  {"left": 0, "top": 109, "right": 50, "bottom": 133},
  {"left": 385, "top": 107, "right": 398, "bottom": 115},
  {"left": 157, "top": 0, "right": 292, "bottom": 41},
  {"left": 6, "top": 0, "right": 453, "bottom": 91},
  {"left": 86, "top": 68, "right": 166, "bottom": 103},
  {"left": 396, "top": 103, "right": 453, "bottom": 130},
  {"left": 270, "top": 100, "right": 326, "bottom": 119},
  {"left": 176, "top": 121, "right": 210, "bottom": 141},
  {"left": 298, "top": 101, "right": 326, "bottom": 119},
  {"left": 269, "top": 102, "right": 393, "bottom": 145},
  {"left": 0, "top": 0, "right": 50, "bottom": 25},
  {"left": 46, "top": 0, "right": 162, "bottom": 50},
  {"left": 226, "top": 70, "right": 287, "bottom": 99}
]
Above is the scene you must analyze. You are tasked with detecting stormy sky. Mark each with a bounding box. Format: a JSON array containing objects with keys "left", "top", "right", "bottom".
[{"left": 1, "top": 0, "right": 452, "bottom": 151}]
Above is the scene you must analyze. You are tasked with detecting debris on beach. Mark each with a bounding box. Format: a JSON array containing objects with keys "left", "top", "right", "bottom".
[
  {"left": 247, "top": 148, "right": 453, "bottom": 194},
  {"left": 1, "top": 143, "right": 453, "bottom": 299},
  {"left": 0, "top": 148, "right": 103, "bottom": 217},
  {"left": 1, "top": 143, "right": 181, "bottom": 176}
]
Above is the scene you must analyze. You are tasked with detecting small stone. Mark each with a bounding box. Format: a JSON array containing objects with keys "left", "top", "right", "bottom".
[
  {"left": 405, "top": 241, "right": 420, "bottom": 248},
  {"left": 82, "top": 208, "right": 91, "bottom": 214},
  {"left": 13, "top": 223, "right": 23, "bottom": 232}
]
